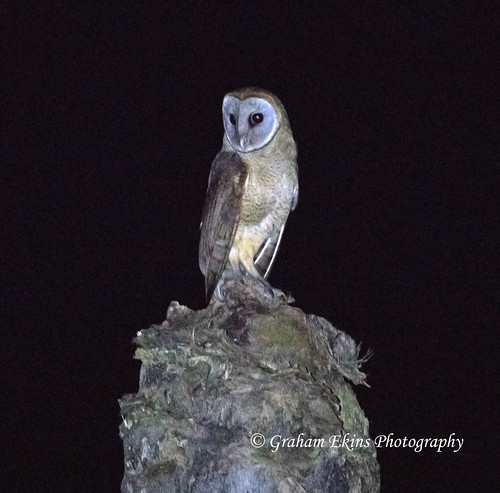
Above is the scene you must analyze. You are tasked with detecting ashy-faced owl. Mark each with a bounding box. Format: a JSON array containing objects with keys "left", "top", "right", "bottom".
[{"left": 199, "top": 88, "right": 298, "bottom": 301}]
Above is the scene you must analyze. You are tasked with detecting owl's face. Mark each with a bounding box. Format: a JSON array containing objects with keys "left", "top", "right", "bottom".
[{"left": 222, "top": 95, "right": 280, "bottom": 153}]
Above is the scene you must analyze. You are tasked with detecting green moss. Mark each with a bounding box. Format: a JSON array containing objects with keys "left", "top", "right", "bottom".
[
  {"left": 135, "top": 347, "right": 189, "bottom": 365},
  {"left": 337, "top": 385, "right": 368, "bottom": 435},
  {"left": 251, "top": 315, "right": 308, "bottom": 351}
]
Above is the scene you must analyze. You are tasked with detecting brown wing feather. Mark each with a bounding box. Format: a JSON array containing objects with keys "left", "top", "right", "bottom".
[{"left": 199, "top": 151, "right": 248, "bottom": 301}]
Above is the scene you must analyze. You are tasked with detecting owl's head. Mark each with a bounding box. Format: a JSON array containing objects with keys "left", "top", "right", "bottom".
[{"left": 222, "top": 88, "right": 291, "bottom": 153}]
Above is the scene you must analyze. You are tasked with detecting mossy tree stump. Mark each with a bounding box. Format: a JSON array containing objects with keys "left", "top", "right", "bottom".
[{"left": 120, "top": 280, "right": 380, "bottom": 492}]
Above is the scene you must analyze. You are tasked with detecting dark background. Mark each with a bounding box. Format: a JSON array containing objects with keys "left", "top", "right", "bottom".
[{"left": 2, "top": 3, "right": 497, "bottom": 492}]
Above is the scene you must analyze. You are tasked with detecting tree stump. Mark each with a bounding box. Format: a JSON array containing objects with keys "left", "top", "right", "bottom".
[{"left": 119, "top": 280, "right": 380, "bottom": 492}]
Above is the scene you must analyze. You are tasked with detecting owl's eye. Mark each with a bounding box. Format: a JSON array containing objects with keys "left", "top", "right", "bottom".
[
  {"left": 229, "top": 114, "right": 236, "bottom": 125},
  {"left": 249, "top": 113, "right": 264, "bottom": 126}
]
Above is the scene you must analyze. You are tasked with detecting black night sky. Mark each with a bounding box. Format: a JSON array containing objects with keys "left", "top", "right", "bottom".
[{"left": 3, "top": 4, "right": 497, "bottom": 492}]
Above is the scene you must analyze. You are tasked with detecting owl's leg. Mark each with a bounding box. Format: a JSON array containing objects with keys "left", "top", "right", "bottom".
[
  {"left": 237, "top": 244, "right": 264, "bottom": 279},
  {"left": 226, "top": 229, "right": 280, "bottom": 298},
  {"left": 229, "top": 232, "right": 263, "bottom": 278}
]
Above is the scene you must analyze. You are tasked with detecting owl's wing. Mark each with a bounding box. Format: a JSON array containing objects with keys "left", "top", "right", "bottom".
[
  {"left": 254, "top": 225, "right": 285, "bottom": 279},
  {"left": 254, "top": 182, "right": 298, "bottom": 279},
  {"left": 199, "top": 151, "right": 248, "bottom": 301}
]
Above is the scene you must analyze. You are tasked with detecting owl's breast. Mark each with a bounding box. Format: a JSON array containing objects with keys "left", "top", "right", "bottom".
[{"left": 239, "top": 157, "right": 297, "bottom": 226}]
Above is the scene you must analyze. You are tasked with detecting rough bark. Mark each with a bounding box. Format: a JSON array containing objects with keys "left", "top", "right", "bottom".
[{"left": 119, "top": 279, "right": 380, "bottom": 492}]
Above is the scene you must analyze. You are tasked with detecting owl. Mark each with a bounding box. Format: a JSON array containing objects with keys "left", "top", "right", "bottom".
[{"left": 199, "top": 88, "right": 298, "bottom": 301}]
